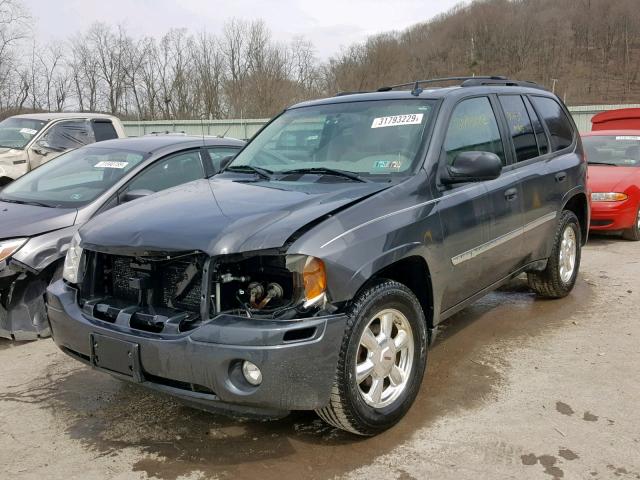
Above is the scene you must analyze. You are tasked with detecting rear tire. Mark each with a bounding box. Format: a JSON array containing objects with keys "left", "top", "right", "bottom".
[
  {"left": 622, "top": 206, "right": 640, "bottom": 241},
  {"left": 527, "top": 210, "right": 581, "bottom": 298},
  {"left": 315, "top": 279, "right": 428, "bottom": 436}
]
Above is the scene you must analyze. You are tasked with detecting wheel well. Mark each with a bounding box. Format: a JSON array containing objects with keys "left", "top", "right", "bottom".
[
  {"left": 563, "top": 193, "right": 589, "bottom": 244},
  {"left": 0, "top": 176, "right": 13, "bottom": 187},
  {"left": 370, "top": 256, "right": 434, "bottom": 330}
]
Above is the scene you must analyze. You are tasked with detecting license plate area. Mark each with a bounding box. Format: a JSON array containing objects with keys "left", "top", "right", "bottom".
[{"left": 90, "top": 333, "right": 143, "bottom": 382}]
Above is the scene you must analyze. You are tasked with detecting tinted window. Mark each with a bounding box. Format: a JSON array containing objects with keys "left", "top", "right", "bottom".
[
  {"left": 126, "top": 150, "right": 204, "bottom": 193},
  {"left": 530, "top": 96, "right": 574, "bottom": 151},
  {"left": 92, "top": 120, "right": 118, "bottom": 142},
  {"left": 40, "top": 120, "right": 95, "bottom": 151},
  {"left": 0, "top": 147, "right": 146, "bottom": 207},
  {"left": 523, "top": 96, "right": 549, "bottom": 155},
  {"left": 499, "top": 95, "right": 539, "bottom": 162},
  {"left": 207, "top": 146, "right": 240, "bottom": 172},
  {"left": 444, "top": 97, "right": 506, "bottom": 165}
]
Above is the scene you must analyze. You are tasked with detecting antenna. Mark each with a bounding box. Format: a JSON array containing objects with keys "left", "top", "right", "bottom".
[
  {"left": 218, "top": 124, "right": 231, "bottom": 138},
  {"left": 411, "top": 80, "right": 423, "bottom": 97}
]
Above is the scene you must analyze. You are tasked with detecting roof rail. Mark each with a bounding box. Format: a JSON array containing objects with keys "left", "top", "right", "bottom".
[
  {"left": 335, "top": 90, "right": 372, "bottom": 97},
  {"left": 377, "top": 76, "right": 546, "bottom": 94}
]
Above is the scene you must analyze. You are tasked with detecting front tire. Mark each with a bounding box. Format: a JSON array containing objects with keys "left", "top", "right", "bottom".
[
  {"left": 622, "top": 206, "right": 640, "bottom": 241},
  {"left": 527, "top": 210, "right": 581, "bottom": 298},
  {"left": 316, "top": 280, "right": 428, "bottom": 435}
]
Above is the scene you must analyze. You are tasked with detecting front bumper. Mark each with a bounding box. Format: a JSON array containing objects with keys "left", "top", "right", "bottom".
[
  {"left": 0, "top": 158, "right": 28, "bottom": 180},
  {"left": 0, "top": 264, "right": 50, "bottom": 340},
  {"left": 46, "top": 279, "right": 347, "bottom": 415},
  {"left": 590, "top": 199, "right": 638, "bottom": 231}
]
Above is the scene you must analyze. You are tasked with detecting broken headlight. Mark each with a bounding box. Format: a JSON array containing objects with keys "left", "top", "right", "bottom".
[
  {"left": 63, "top": 232, "right": 85, "bottom": 284},
  {"left": 212, "top": 254, "right": 327, "bottom": 317},
  {"left": 0, "top": 238, "right": 27, "bottom": 263}
]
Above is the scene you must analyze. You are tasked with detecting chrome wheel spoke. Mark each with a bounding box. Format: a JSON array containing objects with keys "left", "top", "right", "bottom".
[
  {"left": 389, "top": 365, "right": 404, "bottom": 386},
  {"left": 360, "top": 328, "right": 378, "bottom": 351},
  {"left": 356, "top": 359, "right": 375, "bottom": 384},
  {"left": 394, "top": 329, "right": 409, "bottom": 350},
  {"left": 368, "top": 377, "right": 384, "bottom": 404},
  {"left": 379, "top": 312, "right": 394, "bottom": 339}
]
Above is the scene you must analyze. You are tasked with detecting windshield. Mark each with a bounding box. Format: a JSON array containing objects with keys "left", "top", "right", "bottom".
[
  {"left": 0, "top": 146, "right": 147, "bottom": 208},
  {"left": 583, "top": 135, "right": 640, "bottom": 167},
  {"left": 0, "top": 118, "right": 48, "bottom": 149},
  {"left": 229, "top": 99, "right": 435, "bottom": 180}
]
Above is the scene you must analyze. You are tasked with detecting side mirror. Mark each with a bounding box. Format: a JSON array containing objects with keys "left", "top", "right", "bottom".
[
  {"left": 122, "top": 189, "right": 154, "bottom": 203},
  {"left": 441, "top": 151, "right": 503, "bottom": 185}
]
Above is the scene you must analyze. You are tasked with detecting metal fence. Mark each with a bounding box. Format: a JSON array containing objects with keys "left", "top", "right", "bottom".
[{"left": 122, "top": 104, "right": 640, "bottom": 139}]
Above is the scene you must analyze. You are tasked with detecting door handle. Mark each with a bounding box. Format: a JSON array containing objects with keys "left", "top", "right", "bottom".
[
  {"left": 504, "top": 188, "right": 518, "bottom": 201},
  {"left": 555, "top": 172, "right": 567, "bottom": 183}
]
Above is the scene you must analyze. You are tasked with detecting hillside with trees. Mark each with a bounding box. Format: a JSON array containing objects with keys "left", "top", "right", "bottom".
[{"left": 0, "top": 0, "right": 638, "bottom": 120}]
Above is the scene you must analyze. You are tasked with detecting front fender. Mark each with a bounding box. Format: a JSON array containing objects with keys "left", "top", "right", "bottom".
[{"left": 12, "top": 225, "right": 79, "bottom": 272}]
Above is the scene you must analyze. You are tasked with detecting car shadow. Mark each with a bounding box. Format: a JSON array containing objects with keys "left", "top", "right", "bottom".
[{"left": 0, "top": 278, "right": 592, "bottom": 480}]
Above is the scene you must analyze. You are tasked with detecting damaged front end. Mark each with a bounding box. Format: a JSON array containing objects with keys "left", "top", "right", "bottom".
[
  {"left": 0, "top": 261, "right": 52, "bottom": 340},
  {"left": 75, "top": 248, "right": 333, "bottom": 335}
]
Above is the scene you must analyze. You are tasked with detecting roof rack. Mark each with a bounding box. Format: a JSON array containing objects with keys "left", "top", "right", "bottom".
[{"left": 377, "top": 76, "right": 546, "bottom": 95}]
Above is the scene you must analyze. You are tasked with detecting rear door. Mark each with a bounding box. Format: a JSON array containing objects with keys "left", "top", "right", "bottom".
[{"left": 516, "top": 95, "right": 576, "bottom": 261}]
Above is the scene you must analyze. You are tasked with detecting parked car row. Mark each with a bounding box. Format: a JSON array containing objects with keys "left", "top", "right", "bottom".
[{"left": 0, "top": 80, "right": 636, "bottom": 436}]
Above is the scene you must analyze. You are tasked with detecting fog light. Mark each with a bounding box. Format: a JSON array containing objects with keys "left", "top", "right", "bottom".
[{"left": 242, "top": 360, "right": 262, "bottom": 386}]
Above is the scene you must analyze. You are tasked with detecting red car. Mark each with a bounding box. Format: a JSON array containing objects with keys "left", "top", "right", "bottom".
[{"left": 583, "top": 130, "right": 640, "bottom": 240}]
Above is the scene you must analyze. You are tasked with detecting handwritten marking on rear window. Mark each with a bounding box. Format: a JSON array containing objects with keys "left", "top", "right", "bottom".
[
  {"left": 371, "top": 113, "right": 423, "bottom": 129},
  {"left": 94, "top": 161, "right": 129, "bottom": 169},
  {"left": 19, "top": 128, "right": 37, "bottom": 135},
  {"left": 616, "top": 136, "right": 640, "bottom": 141}
]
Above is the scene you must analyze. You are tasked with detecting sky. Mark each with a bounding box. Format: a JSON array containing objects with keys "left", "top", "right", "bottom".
[{"left": 21, "top": 0, "right": 463, "bottom": 59}]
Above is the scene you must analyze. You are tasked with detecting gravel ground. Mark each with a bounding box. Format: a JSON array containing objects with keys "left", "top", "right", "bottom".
[{"left": 1, "top": 236, "right": 639, "bottom": 480}]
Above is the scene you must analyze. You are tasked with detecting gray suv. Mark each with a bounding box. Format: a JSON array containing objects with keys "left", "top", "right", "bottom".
[{"left": 47, "top": 76, "right": 588, "bottom": 435}]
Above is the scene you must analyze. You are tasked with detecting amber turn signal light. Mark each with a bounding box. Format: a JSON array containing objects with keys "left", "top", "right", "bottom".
[{"left": 303, "top": 257, "right": 326, "bottom": 301}]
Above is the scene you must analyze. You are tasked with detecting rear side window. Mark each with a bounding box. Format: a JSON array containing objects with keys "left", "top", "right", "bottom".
[
  {"left": 530, "top": 96, "right": 574, "bottom": 151},
  {"left": 92, "top": 120, "right": 118, "bottom": 142},
  {"left": 523, "top": 96, "right": 549, "bottom": 155},
  {"left": 444, "top": 97, "right": 506, "bottom": 165},
  {"left": 499, "top": 95, "right": 539, "bottom": 162}
]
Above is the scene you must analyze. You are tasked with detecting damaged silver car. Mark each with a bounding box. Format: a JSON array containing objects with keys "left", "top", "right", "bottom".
[{"left": 0, "top": 135, "right": 244, "bottom": 339}]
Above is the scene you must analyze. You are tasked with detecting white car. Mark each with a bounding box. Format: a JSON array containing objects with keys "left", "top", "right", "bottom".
[{"left": 0, "top": 112, "right": 126, "bottom": 186}]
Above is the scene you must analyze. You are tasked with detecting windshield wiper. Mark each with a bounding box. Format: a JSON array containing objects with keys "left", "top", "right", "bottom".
[
  {"left": 0, "top": 197, "right": 54, "bottom": 208},
  {"left": 588, "top": 161, "right": 619, "bottom": 166},
  {"left": 279, "top": 167, "right": 369, "bottom": 183},
  {"left": 225, "top": 165, "right": 273, "bottom": 180}
]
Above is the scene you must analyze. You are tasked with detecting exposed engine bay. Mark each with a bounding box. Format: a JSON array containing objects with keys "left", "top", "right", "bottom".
[{"left": 77, "top": 250, "right": 323, "bottom": 334}]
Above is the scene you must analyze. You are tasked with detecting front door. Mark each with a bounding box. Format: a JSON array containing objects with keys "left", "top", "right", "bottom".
[{"left": 437, "top": 96, "right": 522, "bottom": 310}]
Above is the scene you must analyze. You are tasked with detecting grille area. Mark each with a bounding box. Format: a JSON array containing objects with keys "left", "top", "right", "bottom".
[{"left": 79, "top": 251, "right": 206, "bottom": 333}]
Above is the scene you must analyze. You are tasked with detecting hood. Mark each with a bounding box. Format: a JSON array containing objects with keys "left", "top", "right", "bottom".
[
  {"left": 588, "top": 165, "right": 640, "bottom": 192},
  {"left": 80, "top": 177, "right": 389, "bottom": 256},
  {"left": 0, "top": 201, "right": 77, "bottom": 239}
]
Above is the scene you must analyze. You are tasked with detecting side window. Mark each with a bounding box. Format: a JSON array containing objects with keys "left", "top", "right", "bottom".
[
  {"left": 498, "top": 95, "right": 539, "bottom": 162},
  {"left": 523, "top": 96, "right": 549, "bottom": 155},
  {"left": 530, "top": 96, "right": 574, "bottom": 151},
  {"left": 40, "top": 120, "right": 95, "bottom": 151},
  {"left": 207, "top": 147, "right": 240, "bottom": 172},
  {"left": 92, "top": 120, "right": 118, "bottom": 142},
  {"left": 125, "top": 150, "right": 204, "bottom": 194},
  {"left": 444, "top": 97, "right": 506, "bottom": 165}
]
